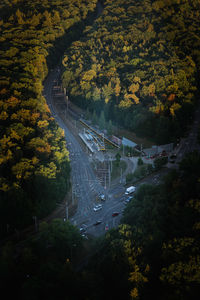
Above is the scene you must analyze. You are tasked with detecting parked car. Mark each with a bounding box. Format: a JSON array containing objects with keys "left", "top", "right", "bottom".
[{"left": 93, "top": 204, "right": 103, "bottom": 212}]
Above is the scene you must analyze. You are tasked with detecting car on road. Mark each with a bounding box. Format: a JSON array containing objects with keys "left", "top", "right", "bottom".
[
  {"left": 124, "top": 196, "right": 133, "bottom": 204},
  {"left": 105, "top": 224, "right": 109, "bottom": 231},
  {"left": 99, "top": 194, "right": 106, "bottom": 201},
  {"left": 169, "top": 153, "right": 177, "bottom": 163},
  {"left": 125, "top": 186, "right": 136, "bottom": 195},
  {"left": 79, "top": 224, "right": 87, "bottom": 233},
  {"left": 81, "top": 234, "right": 88, "bottom": 239},
  {"left": 93, "top": 220, "right": 102, "bottom": 226},
  {"left": 93, "top": 204, "right": 103, "bottom": 212},
  {"left": 112, "top": 212, "right": 119, "bottom": 217}
]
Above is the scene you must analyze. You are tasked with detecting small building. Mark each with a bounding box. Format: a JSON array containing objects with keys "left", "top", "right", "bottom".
[
  {"left": 143, "top": 147, "right": 159, "bottom": 158},
  {"left": 122, "top": 137, "right": 137, "bottom": 148},
  {"left": 143, "top": 143, "right": 174, "bottom": 158}
]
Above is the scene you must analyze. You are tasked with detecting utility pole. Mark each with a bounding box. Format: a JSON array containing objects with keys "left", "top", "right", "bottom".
[
  {"left": 65, "top": 108, "right": 67, "bottom": 120},
  {"left": 110, "top": 155, "right": 112, "bottom": 173},
  {"left": 66, "top": 95, "right": 68, "bottom": 111},
  {"left": 72, "top": 186, "right": 74, "bottom": 205},
  {"left": 120, "top": 167, "right": 122, "bottom": 183},
  {"left": 108, "top": 162, "right": 111, "bottom": 188},
  {"left": 63, "top": 87, "right": 69, "bottom": 112},
  {"left": 66, "top": 204, "right": 68, "bottom": 220}
]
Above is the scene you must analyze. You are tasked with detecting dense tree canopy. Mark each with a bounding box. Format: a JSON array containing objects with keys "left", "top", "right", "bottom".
[
  {"left": 121, "top": 151, "right": 200, "bottom": 299},
  {"left": 62, "top": 0, "right": 200, "bottom": 143},
  {"left": 1, "top": 152, "right": 199, "bottom": 300},
  {"left": 0, "top": 0, "right": 97, "bottom": 236},
  {"left": 0, "top": 1, "right": 200, "bottom": 299}
]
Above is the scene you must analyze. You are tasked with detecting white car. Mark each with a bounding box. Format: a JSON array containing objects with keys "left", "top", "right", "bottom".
[
  {"left": 93, "top": 204, "right": 103, "bottom": 212},
  {"left": 79, "top": 224, "right": 87, "bottom": 233},
  {"left": 125, "top": 186, "right": 136, "bottom": 195}
]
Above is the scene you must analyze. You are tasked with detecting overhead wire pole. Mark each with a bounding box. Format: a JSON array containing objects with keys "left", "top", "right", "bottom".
[
  {"left": 63, "top": 87, "right": 69, "bottom": 112},
  {"left": 120, "top": 167, "right": 122, "bottom": 184},
  {"left": 66, "top": 203, "right": 68, "bottom": 220},
  {"left": 72, "top": 185, "right": 74, "bottom": 205},
  {"left": 110, "top": 154, "right": 112, "bottom": 173},
  {"left": 108, "top": 162, "right": 111, "bottom": 188}
]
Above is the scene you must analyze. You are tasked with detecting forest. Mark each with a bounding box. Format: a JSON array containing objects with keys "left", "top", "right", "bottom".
[
  {"left": 0, "top": 151, "right": 199, "bottom": 299},
  {"left": 0, "top": 0, "right": 200, "bottom": 299},
  {"left": 62, "top": 0, "right": 200, "bottom": 144},
  {"left": 0, "top": 0, "right": 98, "bottom": 236}
]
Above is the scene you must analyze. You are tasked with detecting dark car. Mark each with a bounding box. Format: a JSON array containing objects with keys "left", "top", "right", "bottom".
[
  {"left": 169, "top": 154, "right": 177, "bottom": 163},
  {"left": 93, "top": 220, "right": 102, "bottom": 226},
  {"left": 112, "top": 212, "right": 119, "bottom": 217},
  {"left": 170, "top": 154, "right": 177, "bottom": 159},
  {"left": 99, "top": 194, "right": 106, "bottom": 201}
]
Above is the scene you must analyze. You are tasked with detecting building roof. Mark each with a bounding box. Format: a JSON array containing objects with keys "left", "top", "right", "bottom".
[
  {"left": 143, "top": 143, "right": 174, "bottom": 157},
  {"left": 122, "top": 137, "right": 137, "bottom": 148}
]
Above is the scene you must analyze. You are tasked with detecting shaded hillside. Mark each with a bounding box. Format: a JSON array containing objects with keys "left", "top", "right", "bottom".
[
  {"left": 0, "top": 151, "right": 199, "bottom": 300},
  {"left": 62, "top": 0, "right": 200, "bottom": 144}
]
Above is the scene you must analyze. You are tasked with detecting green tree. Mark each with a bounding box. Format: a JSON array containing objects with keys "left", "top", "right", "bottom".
[
  {"left": 137, "top": 157, "right": 143, "bottom": 166},
  {"left": 153, "top": 156, "right": 168, "bottom": 170},
  {"left": 37, "top": 219, "right": 82, "bottom": 261}
]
